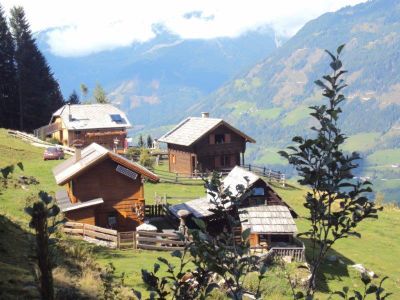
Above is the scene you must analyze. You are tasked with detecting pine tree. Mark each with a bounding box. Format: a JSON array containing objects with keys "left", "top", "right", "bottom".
[
  {"left": 80, "top": 83, "right": 88, "bottom": 102},
  {"left": 0, "top": 4, "right": 18, "bottom": 129},
  {"left": 10, "top": 6, "right": 64, "bottom": 131},
  {"left": 93, "top": 83, "right": 109, "bottom": 104},
  {"left": 67, "top": 90, "right": 80, "bottom": 105},
  {"left": 137, "top": 134, "right": 144, "bottom": 148},
  {"left": 146, "top": 135, "right": 153, "bottom": 148}
]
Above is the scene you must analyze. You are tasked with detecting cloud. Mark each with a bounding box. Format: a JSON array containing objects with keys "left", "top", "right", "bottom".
[{"left": 1, "top": 0, "right": 366, "bottom": 57}]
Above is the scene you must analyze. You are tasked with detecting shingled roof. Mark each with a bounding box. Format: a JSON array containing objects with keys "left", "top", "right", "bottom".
[
  {"left": 51, "top": 104, "right": 131, "bottom": 130},
  {"left": 239, "top": 205, "right": 297, "bottom": 234},
  {"left": 53, "top": 143, "right": 159, "bottom": 185},
  {"left": 158, "top": 117, "right": 255, "bottom": 146}
]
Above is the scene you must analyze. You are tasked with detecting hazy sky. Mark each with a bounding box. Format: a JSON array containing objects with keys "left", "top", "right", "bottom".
[{"left": 2, "top": 0, "right": 366, "bottom": 57}]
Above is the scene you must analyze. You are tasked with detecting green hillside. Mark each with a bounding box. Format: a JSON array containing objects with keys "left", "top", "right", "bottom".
[
  {"left": 1, "top": 129, "right": 399, "bottom": 298},
  {"left": 190, "top": 0, "right": 400, "bottom": 203}
]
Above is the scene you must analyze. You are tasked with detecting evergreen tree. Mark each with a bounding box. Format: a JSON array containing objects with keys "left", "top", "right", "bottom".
[
  {"left": 67, "top": 90, "right": 80, "bottom": 105},
  {"left": 146, "top": 135, "right": 153, "bottom": 148},
  {"left": 0, "top": 4, "right": 18, "bottom": 129},
  {"left": 137, "top": 134, "right": 144, "bottom": 148},
  {"left": 10, "top": 6, "right": 64, "bottom": 131},
  {"left": 80, "top": 83, "right": 88, "bottom": 102},
  {"left": 93, "top": 83, "right": 109, "bottom": 104}
]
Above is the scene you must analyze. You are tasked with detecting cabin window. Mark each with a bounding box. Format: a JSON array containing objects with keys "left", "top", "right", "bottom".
[
  {"left": 215, "top": 134, "right": 225, "bottom": 144},
  {"left": 107, "top": 212, "right": 117, "bottom": 229},
  {"left": 220, "top": 155, "right": 230, "bottom": 167},
  {"left": 252, "top": 187, "right": 265, "bottom": 196},
  {"left": 171, "top": 154, "right": 176, "bottom": 164}
]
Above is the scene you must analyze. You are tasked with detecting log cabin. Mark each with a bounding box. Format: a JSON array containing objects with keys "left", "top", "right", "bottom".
[
  {"left": 35, "top": 104, "right": 131, "bottom": 150},
  {"left": 169, "top": 166, "right": 299, "bottom": 249},
  {"left": 158, "top": 112, "right": 255, "bottom": 174},
  {"left": 53, "top": 143, "right": 159, "bottom": 231}
]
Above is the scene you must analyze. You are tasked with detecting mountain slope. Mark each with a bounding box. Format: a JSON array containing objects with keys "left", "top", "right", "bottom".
[{"left": 191, "top": 0, "right": 400, "bottom": 201}]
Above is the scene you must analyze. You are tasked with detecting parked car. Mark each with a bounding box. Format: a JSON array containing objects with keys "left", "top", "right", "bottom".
[{"left": 43, "top": 147, "right": 64, "bottom": 160}]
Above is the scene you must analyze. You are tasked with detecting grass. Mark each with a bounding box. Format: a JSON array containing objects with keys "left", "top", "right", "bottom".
[
  {"left": 253, "top": 147, "right": 288, "bottom": 166},
  {"left": 342, "top": 132, "right": 381, "bottom": 152},
  {"left": 366, "top": 148, "right": 400, "bottom": 166},
  {"left": 1, "top": 128, "right": 400, "bottom": 298},
  {"left": 281, "top": 106, "right": 311, "bottom": 127}
]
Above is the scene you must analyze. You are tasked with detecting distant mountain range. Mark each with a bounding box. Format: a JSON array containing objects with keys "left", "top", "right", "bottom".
[
  {"left": 37, "top": 26, "right": 279, "bottom": 129},
  {"left": 191, "top": 0, "right": 400, "bottom": 201}
]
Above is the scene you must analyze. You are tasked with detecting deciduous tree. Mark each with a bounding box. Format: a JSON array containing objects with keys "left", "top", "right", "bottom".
[{"left": 279, "top": 45, "right": 379, "bottom": 296}]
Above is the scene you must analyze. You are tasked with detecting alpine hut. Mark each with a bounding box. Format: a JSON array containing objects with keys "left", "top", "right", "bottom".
[
  {"left": 53, "top": 143, "right": 159, "bottom": 231},
  {"left": 158, "top": 113, "right": 255, "bottom": 174}
]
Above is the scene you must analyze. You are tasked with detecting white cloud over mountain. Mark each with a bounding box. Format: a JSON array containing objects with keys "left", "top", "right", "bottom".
[{"left": 2, "top": 0, "right": 366, "bottom": 57}]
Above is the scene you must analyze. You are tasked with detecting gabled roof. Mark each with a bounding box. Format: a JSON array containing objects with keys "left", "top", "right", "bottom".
[
  {"left": 51, "top": 104, "right": 131, "bottom": 130},
  {"left": 158, "top": 117, "right": 255, "bottom": 146},
  {"left": 53, "top": 143, "right": 159, "bottom": 185},
  {"left": 239, "top": 205, "right": 297, "bottom": 234},
  {"left": 220, "top": 166, "right": 260, "bottom": 198}
]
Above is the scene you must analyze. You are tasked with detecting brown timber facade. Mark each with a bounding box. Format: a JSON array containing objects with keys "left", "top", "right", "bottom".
[
  {"left": 159, "top": 115, "right": 255, "bottom": 174},
  {"left": 54, "top": 143, "right": 158, "bottom": 232}
]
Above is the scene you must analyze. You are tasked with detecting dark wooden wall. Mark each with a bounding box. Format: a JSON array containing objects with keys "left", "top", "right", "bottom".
[
  {"left": 167, "top": 124, "right": 246, "bottom": 173},
  {"left": 66, "top": 158, "right": 144, "bottom": 231},
  {"left": 240, "top": 179, "right": 285, "bottom": 207},
  {"left": 68, "top": 128, "right": 127, "bottom": 150}
]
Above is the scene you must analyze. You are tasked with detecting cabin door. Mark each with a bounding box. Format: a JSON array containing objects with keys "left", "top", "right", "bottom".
[{"left": 191, "top": 156, "right": 197, "bottom": 175}]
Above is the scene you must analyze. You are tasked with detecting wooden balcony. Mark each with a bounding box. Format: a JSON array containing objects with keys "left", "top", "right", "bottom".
[{"left": 34, "top": 122, "right": 62, "bottom": 139}]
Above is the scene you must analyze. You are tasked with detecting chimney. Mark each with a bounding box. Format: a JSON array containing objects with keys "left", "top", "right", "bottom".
[
  {"left": 68, "top": 103, "right": 72, "bottom": 121},
  {"left": 72, "top": 141, "right": 84, "bottom": 162},
  {"left": 201, "top": 112, "right": 209, "bottom": 118}
]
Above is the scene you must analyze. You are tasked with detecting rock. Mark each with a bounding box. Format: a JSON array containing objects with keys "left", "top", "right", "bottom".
[{"left": 350, "top": 264, "right": 377, "bottom": 278}]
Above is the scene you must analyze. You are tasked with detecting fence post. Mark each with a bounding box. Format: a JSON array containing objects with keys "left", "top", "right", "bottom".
[
  {"left": 117, "top": 232, "right": 120, "bottom": 249},
  {"left": 82, "top": 223, "right": 86, "bottom": 238},
  {"left": 163, "top": 193, "right": 167, "bottom": 204},
  {"left": 248, "top": 164, "right": 251, "bottom": 171},
  {"left": 175, "top": 173, "right": 178, "bottom": 183},
  {"left": 133, "top": 231, "right": 137, "bottom": 250}
]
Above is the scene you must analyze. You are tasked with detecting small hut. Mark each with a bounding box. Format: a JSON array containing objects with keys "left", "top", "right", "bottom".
[{"left": 53, "top": 143, "right": 159, "bottom": 231}]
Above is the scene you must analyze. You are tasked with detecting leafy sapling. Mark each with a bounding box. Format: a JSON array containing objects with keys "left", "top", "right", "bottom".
[
  {"left": 279, "top": 45, "right": 380, "bottom": 296},
  {"left": 25, "top": 191, "right": 64, "bottom": 300}
]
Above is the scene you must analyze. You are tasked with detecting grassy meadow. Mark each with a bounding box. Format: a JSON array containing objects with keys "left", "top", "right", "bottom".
[{"left": 0, "top": 128, "right": 399, "bottom": 299}]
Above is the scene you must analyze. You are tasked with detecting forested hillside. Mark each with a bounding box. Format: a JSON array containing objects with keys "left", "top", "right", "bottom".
[{"left": 190, "top": 0, "right": 400, "bottom": 202}]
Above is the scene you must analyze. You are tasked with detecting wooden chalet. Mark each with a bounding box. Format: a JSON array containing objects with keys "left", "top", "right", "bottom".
[
  {"left": 158, "top": 113, "right": 255, "bottom": 174},
  {"left": 169, "top": 166, "right": 299, "bottom": 249},
  {"left": 53, "top": 143, "right": 159, "bottom": 232},
  {"left": 35, "top": 104, "right": 131, "bottom": 150}
]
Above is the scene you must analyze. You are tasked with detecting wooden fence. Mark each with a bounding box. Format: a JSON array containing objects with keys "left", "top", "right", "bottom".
[
  {"left": 63, "top": 222, "right": 185, "bottom": 251},
  {"left": 63, "top": 222, "right": 118, "bottom": 248},
  {"left": 144, "top": 204, "right": 169, "bottom": 218},
  {"left": 153, "top": 164, "right": 286, "bottom": 186}
]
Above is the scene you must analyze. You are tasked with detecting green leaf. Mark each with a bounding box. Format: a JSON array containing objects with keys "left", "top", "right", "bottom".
[
  {"left": 337, "top": 44, "right": 345, "bottom": 54},
  {"left": 171, "top": 250, "right": 182, "bottom": 258},
  {"left": 153, "top": 263, "right": 160, "bottom": 273},
  {"left": 241, "top": 228, "right": 251, "bottom": 241},
  {"left": 193, "top": 218, "right": 206, "bottom": 230}
]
